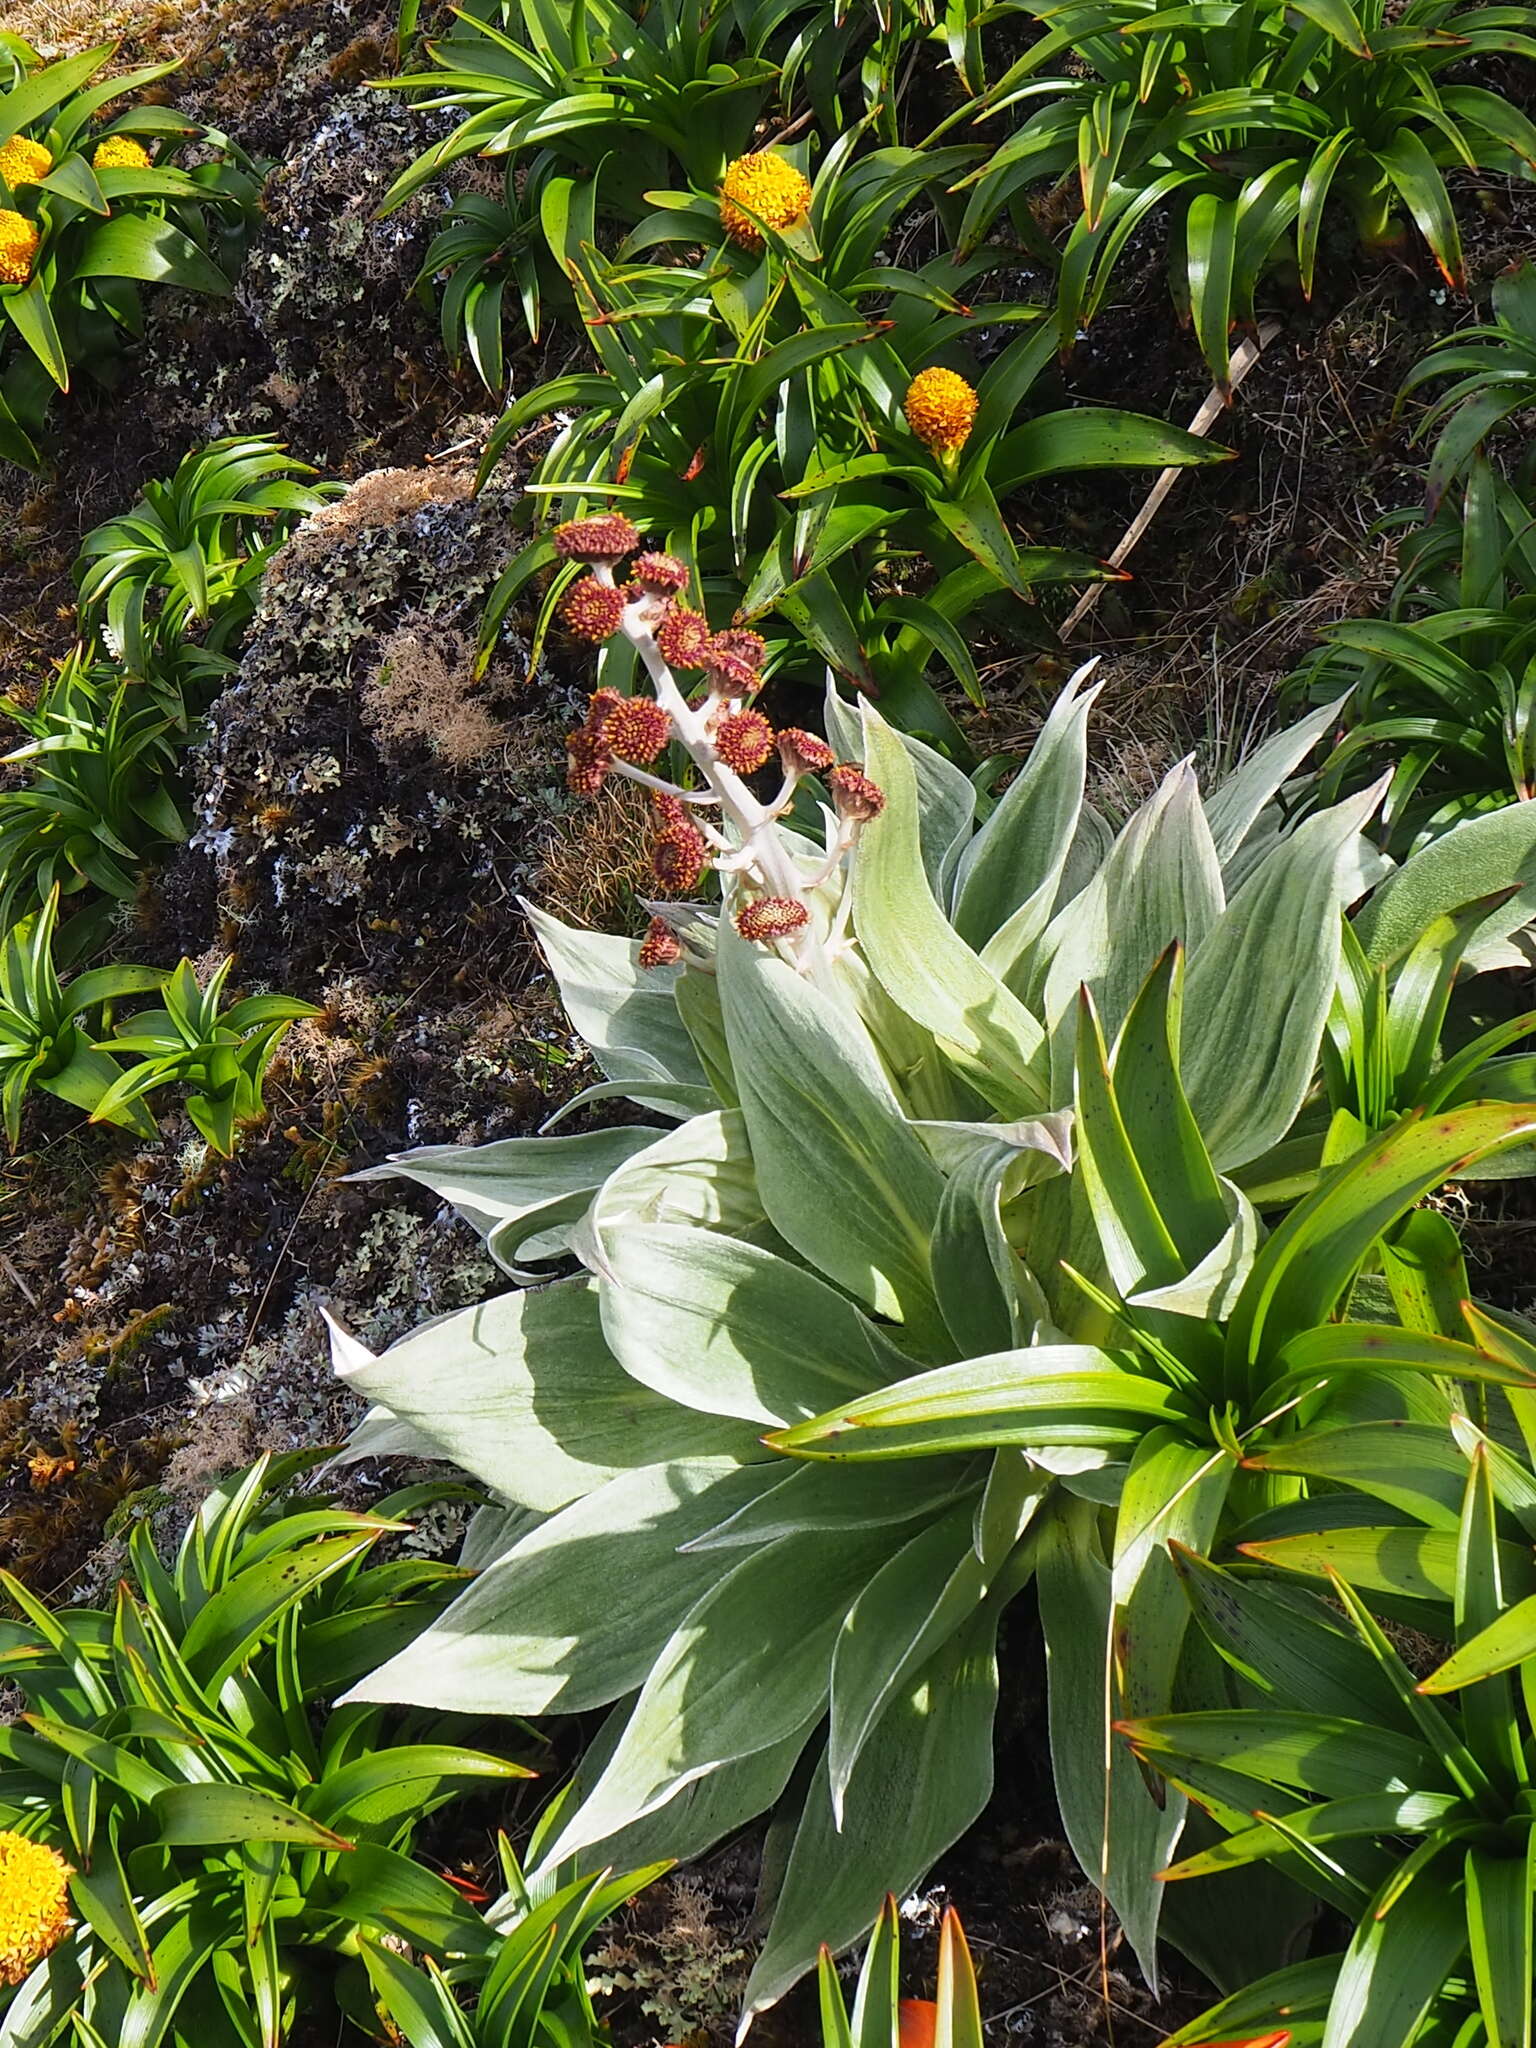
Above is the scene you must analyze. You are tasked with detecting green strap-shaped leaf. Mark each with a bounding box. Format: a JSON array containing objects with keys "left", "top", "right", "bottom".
[
  {"left": 69, "top": 214, "right": 231, "bottom": 295},
  {"left": 1320, "top": 1855, "right": 1468, "bottom": 2048},
  {"left": 1120, "top": 1709, "right": 1438, "bottom": 1801},
  {"left": 1185, "top": 190, "right": 1238, "bottom": 391},
  {"left": 1420, "top": 1590, "right": 1536, "bottom": 1691},
  {"left": 153, "top": 1782, "right": 351, "bottom": 1850},
  {"left": 2, "top": 277, "right": 69, "bottom": 392},
  {"left": 766, "top": 1348, "right": 1185, "bottom": 1461},
  {"left": 1465, "top": 1839, "right": 1534, "bottom": 2048},
  {"left": 1229, "top": 1104, "right": 1536, "bottom": 1376},
  {"left": 1157, "top": 1956, "right": 1343, "bottom": 2047},
  {"left": 178, "top": 1532, "right": 380, "bottom": 1688}
]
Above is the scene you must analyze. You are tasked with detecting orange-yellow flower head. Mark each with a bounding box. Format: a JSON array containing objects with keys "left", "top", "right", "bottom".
[
  {"left": 0, "top": 211, "right": 39, "bottom": 287},
  {"left": 92, "top": 135, "right": 152, "bottom": 172},
  {"left": 0, "top": 137, "right": 51, "bottom": 190},
  {"left": 904, "top": 366, "right": 978, "bottom": 458},
  {"left": 718, "top": 153, "right": 812, "bottom": 254},
  {"left": 0, "top": 1833, "right": 71, "bottom": 1986}
]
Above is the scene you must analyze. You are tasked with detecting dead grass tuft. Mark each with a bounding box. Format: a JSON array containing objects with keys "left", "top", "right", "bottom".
[
  {"left": 362, "top": 622, "right": 508, "bottom": 769},
  {"left": 533, "top": 778, "right": 656, "bottom": 932}
]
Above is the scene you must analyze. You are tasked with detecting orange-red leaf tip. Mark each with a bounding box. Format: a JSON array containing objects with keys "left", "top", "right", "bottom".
[{"left": 898, "top": 1998, "right": 938, "bottom": 2048}]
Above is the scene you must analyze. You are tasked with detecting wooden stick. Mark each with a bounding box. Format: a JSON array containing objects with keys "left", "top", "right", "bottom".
[{"left": 1059, "top": 318, "right": 1283, "bottom": 642}]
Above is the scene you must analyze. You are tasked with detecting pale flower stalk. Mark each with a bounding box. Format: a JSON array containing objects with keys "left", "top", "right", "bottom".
[{"left": 555, "top": 516, "right": 884, "bottom": 992}]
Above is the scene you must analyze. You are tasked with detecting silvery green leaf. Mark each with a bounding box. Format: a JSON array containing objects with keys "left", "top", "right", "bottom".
[
  {"left": 959, "top": 660, "right": 1100, "bottom": 971},
  {"left": 546, "top": 1522, "right": 897, "bottom": 1861},
  {"left": 825, "top": 674, "right": 975, "bottom": 901},
  {"left": 741, "top": 1594, "right": 1006, "bottom": 2021},
  {"left": 1182, "top": 778, "right": 1386, "bottom": 1171},
  {"left": 326, "top": 1283, "right": 762, "bottom": 1512},
  {"left": 1353, "top": 804, "right": 1536, "bottom": 967},
  {"left": 349, "top": 1126, "right": 663, "bottom": 1278},
  {"left": 934, "top": 1141, "right": 1040, "bottom": 1354},
  {"left": 718, "top": 922, "right": 947, "bottom": 1348},
  {"left": 541, "top": 1078, "right": 717, "bottom": 1127},
  {"left": 1202, "top": 694, "right": 1350, "bottom": 875},
  {"left": 344, "top": 1456, "right": 779, "bottom": 1716},
  {"left": 1053, "top": 801, "right": 1114, "bottom": 920},
  {"left": 1127, "top": 1183, "right": 1263, "bottom": 1321},
  {"left": 835, "top": 950, "right": 985, "bottom": 1124},
  {"left": 829, "top": 1455, "right": 1045, "bottom": 1821},
  {"left": 678, "top": 1457, "right": 980, "bottom": 1552},
  {"left": 909, "top": 1111, "right": 1075, "bottom": 1183},
  {"left": 1461, "top": 927, "right": 1536, "bottom": 977},
  {"left": 458, "top": 1501, "right": 533, "bottom": 1571},
  {"left": 1040, "top": 760, "right": 1225, "bottom": 1094},
  {"left": 331, "top": 1404, "right": 440, "bottom": 1468},
  {"left": 531, "top": 1701, "right": 819, "bottom": 1888},
  {"left": 853, "top": 704, "right": 1050, "bottom": 1117},
  {"left": 522, "top": 899, "right": 707, "bottom": 1111},
  {"left": 600, "top": 1225, "right": 910, "bottom": 1426},
  {"left": 576, "top": 1110, "right": 769, "bottom": 1281},
  {"left": 827, "top": 1501, "right": 992, "bottom": 1820}
]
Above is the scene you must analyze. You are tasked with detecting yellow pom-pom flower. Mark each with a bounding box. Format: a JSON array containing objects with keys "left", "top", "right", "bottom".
[
  {"left": 718, "top": 152, "right": 812, "bottom": 253},
  {"left": 92, "top": 135, "right": 152, "bottom": 172},
  {"left": 0, "top": 1833, "right": 72, "bottom": 1986},
  {"left": 0, "top": 137, "right": 52, "bottom": 191},
  {"left": 0, "top": 211, "right": 40, "bottom": 288},
  {"left": 903, "top": 367, "right": 979, "bottom": 459}
]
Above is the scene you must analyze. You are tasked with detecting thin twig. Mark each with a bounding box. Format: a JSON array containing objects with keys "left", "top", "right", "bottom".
[{"left": 1060, "top": 320, "right": 1283, "bottom": 642}]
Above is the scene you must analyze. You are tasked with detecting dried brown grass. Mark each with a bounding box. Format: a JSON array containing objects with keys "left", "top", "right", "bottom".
[
  {"left": 533, "top": 778, "right": 656, "bottom": 932},
  {"left": 362, "top": 622, "right": 508, "bottom": 769}
]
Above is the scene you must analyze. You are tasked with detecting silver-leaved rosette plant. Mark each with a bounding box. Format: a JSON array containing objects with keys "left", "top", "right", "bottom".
[{"left": 328, "top": 515, "right": 1536, "bottom": 2021}]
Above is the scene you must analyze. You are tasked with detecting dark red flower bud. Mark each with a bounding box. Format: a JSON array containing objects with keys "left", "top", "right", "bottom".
[
  {"left": 651, "top": 791, "right": 691, "bottom": 830},
  {"left": 778, "top": 726, "right": 834, "bottom": 775},
  {"left": 828, "top": 763, "right": 885, "bottom": 822},
  {"left": 655, "top": 607, "right": 714, "bottom": 669},
  {"left": 713, "top": 627, "right": 766, "bottom": 671},
  {"left": 702, "top": 645, "right": 762, "bottom": 696},
  {"left": 563, "top": 578, "right": 627, "bottom": 642},
  {"left": 598, "top": 694, "right": 672, "bottom": 764},
  {"left": 566, "top": 726, "right": 610, "bottom": 798},
  {"left": 638, "top": 916, "right": 684, "bottom": 969},
  {"left": 632, "top": 551, "right": 691, "bottom": 595},
  {"left": 735, "top": 895, "right": 810, "bottom": 942},
  {"left": 651, "top": 818, "right": 711, "bottom": 893},
  {"left": 714, "top": 708, "right": 775, "bottom": 774},
  {"left": 552, "top": 514, "right": 642, "bottom": 562},
  {"left": 585, "top": 686, "right": 625, "bottom": 725}
]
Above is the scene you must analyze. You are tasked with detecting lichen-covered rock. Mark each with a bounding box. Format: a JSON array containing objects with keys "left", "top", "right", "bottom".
[{"left": 156, "top": 470, "right": 580, "bottom": 1003}]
